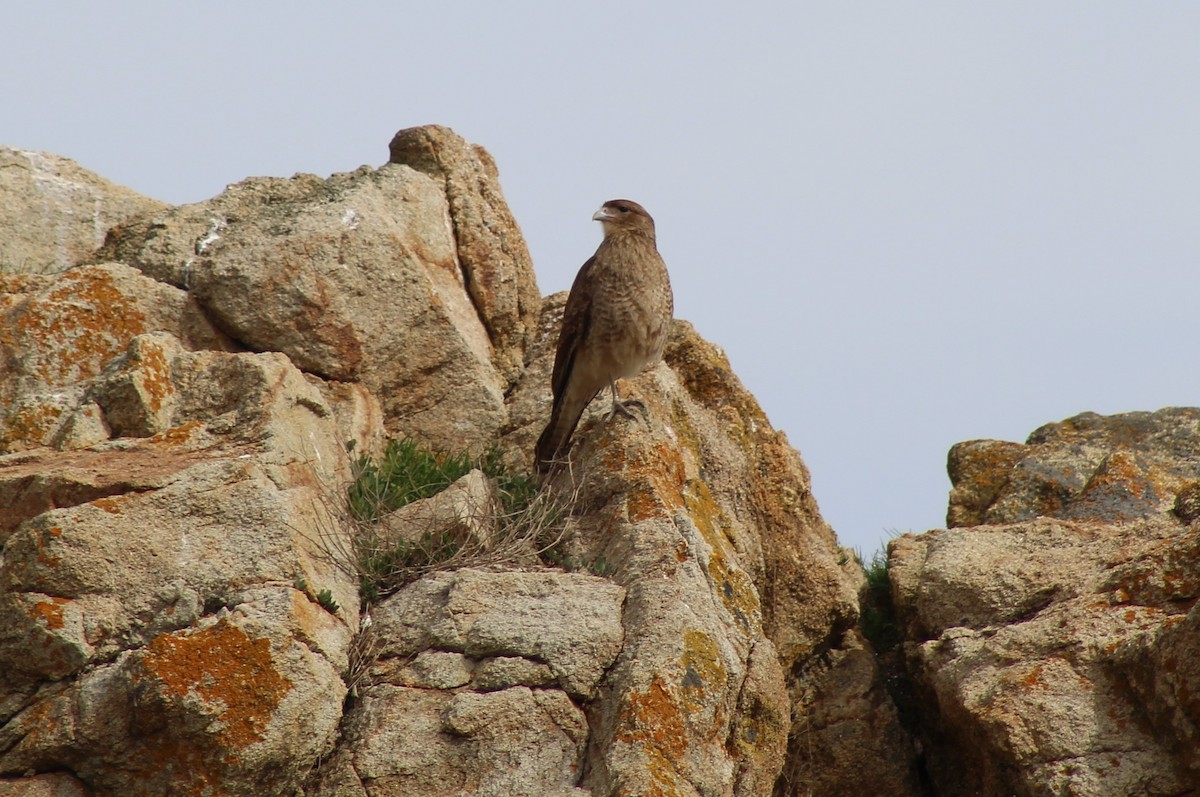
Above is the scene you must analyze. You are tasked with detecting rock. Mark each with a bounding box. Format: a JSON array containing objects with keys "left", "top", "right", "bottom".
[
  {"left": 0, "top": 136, "right": 913, "bottom": 797},
  {"left": 388, "top": 125, "right": 542, "bottom": 385},
  {"left": 0, "top": 263, "right": 233, "bottom": 452},
  {"left": 779, "top": 629, "right": 923, "bottom": 796},
  {"left": 1114, "top": 600, "right": 1200, "bottom": 772},
  {"left": 472, "top": 656, "right": 557, "bottom": 691},
  {"left": 370, "top": 569, "right": 625, "bottom": 700},
  {"left": 1, "top": 254, "right": 376, "bottom": 795},
  {"left": 948, "top": 407, "right": 1200, "bottom": 526},
  {"left": 0, "top": 773, "right": 89, "bottom": 797},
  {"left": 0, "top": 601, "right": 345, "bottom": 797},
  {"left": 388, "top": 650, "right": 474, "bottom": 690},
  {"left": 891, "top": 514, "right": 1200, "bottom": 796},
  {"left": 945, "top": 438, "right": 1029, "bottom": 527},
  {"left": 97, "top": 127, "right": 539, "bottom": 450},
  {"left": 1174, "top": 479, "right": 1200, "bottom": 524},
  {"left": 327, "top": 569, "right": 622, "bottom": 794},
  {"left": 324, "top": 685, "right": 589, "bottom": 797},
  {"left": 918, "top": 409, "right": 1200, "bottom": 794},
  {"left": 374, "top": 468, "right": 502, "bottom": 554},
  {"left": 500, "top": 298, "right": 895, "bottom": 796},
  {"left": 0, "top": 146, "right": 165, "bottom": 275}
]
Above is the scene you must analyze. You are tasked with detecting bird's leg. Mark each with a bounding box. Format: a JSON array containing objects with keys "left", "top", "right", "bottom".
[{"left": 605, "top": 378, "right": 647, "bottom": 422}]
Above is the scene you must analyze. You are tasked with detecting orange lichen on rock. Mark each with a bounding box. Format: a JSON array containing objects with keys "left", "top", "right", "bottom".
[
  {"left": 1083, "top": 451, "right": 1147, "bottom": 498},
  {"left": 31, "top": 596, "right": 68, "bottom": 630},
  {"left": 11, "top": 265, "right": 149, "bottom": 389},
  {"left": 135, "top": 337, "right": 173, "bottom": 413},
  {"left": 3, "top": 400, "right": 64, "bottom": 437},
  {"left": 138, "top": 620, "right": 293, "bottom": 750},
  {"left": 92, "top": 496, "right": 123, "bottom": 514},
  {"left": 624, "top": 442, "right": 687, "bottom": 524},
  {"left": 151, "top": 419, "right": 204, "bottom": 447},
  {"left": 615, "top": 678, "right": 688, "bottom": 797}
]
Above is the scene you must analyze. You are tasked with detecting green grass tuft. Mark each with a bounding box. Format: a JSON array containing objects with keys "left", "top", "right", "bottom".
[
  {"left": 859, "top": 546, "right": 900, "bottom": 653},
  {"left": 349, "top": 440, "right": 538, "bottom": 522},
  {"left": 344, "top": 438, "right": 566, "bottom": 604}
]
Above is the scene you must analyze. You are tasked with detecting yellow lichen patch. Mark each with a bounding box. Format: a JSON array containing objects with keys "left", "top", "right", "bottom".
[
  {"left": 11, "top": 266, "right": 148, "bottom": 389},
  {"left": 669, "top": 400, "right": 704, "bottom": 462},
  {"left": 615, "top": 678, "right": 687, "bottom": 797},
  {"left": 31, "top": 596, "right": 68, "bottom": 630},
  {"left": 683, "top": 479, "right": 760, "bottom": 631},
  {"left": 681, "top": 630, "right": 726, "bottom": 714},
  {"left": 138, "top": 620, "right": 292, "bottom": 751}
]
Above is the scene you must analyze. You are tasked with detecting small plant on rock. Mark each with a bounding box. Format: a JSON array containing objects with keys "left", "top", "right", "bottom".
[{"left": 343, "top": 438, "right": 571, "bottom": 604}]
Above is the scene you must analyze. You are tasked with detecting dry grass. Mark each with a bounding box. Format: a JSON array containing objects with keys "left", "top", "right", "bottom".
[
  {"left": 312, "top": 438, "right": 581, "bottom": 605},
  {"left": 301, "top": 438, "right": 586, "bottom": 700}
]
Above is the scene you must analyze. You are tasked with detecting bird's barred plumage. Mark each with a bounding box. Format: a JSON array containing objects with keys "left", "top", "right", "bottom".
[{"left": 535, "top": 200, "right": 674, "bottom": 474}]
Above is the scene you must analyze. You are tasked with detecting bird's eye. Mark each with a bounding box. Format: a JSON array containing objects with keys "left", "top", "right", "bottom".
[{"left": 617, "top": 205, "right": 630, "bottom": 213}]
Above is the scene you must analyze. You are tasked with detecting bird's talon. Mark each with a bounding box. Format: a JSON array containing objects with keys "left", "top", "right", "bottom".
[{"left": 607, "top": 399, "right": 647, "bottom": 423}]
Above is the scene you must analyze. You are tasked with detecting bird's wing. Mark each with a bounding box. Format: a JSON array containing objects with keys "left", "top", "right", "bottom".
[{"left": 551, "top": 255, "right": 596, "bottom": 400}]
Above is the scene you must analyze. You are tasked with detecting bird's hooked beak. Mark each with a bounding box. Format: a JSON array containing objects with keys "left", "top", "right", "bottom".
[{"left": 592, "top": 206, "right": 615, "bottom": 223}]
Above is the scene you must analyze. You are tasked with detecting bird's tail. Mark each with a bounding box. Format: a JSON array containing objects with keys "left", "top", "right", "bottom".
[{"left": 535, "top": 395, "right": 591, "bottom": 475}]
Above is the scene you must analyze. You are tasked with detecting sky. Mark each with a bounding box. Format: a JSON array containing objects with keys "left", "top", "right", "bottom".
[{"left": 5, "top": 3, "right": 1198, "bottom": 557}]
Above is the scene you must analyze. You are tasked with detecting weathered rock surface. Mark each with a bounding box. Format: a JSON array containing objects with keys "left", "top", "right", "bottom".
[
  {"left": 374, "top": 468, "right": 502, "bottom": 554},
  {"left": 497, "top": 297, "right": 911, "bottom": 797},
  {"left": 314, "top": 569, "right": 621, "bottom": 796},
  {"left": 1, "top": 130, "right": 923, "bottom": 796},
  {"left": 1, "top": 153, "right": 380, "bottom": 794},
  {"left": 0, "top": 772, "right": 89, "bottom": 797},
  {"left": 388, "top": 124, "right": 542, "bottom": 385},
  {"left": 96, "top": 126, "right": 539, "bottom": 449},
  {"left": 0, "top": 147, "right": 166, "bottom": 275},
  {"left": 895, "top": 408, "right": 1200, "bottom": 796},
  {"left": 947, "top": 407, "right": 1200, "bottom": 527},
  {"left": 0, "top": 263, "right": 234, "bottom": 452}
]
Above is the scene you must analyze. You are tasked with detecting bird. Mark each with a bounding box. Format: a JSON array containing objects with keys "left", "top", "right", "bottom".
[{"left": 535, "top": 199, "right": 673, "bottom": 474}]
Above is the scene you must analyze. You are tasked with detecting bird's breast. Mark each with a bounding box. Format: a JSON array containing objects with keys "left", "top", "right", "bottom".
[{"left": 581, "top": 240, "right": 673, "bottom": 380}]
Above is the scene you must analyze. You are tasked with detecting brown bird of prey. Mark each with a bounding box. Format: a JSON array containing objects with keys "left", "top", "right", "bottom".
[{"left": 535, "top": 199, "right": 673, "bottom": 474}]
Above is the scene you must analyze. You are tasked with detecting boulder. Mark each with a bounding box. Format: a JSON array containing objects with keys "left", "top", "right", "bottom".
[
  {"left": 947, "top": 407, "right": 1200, "bottom": 526},
  {"left": 894, "top": 406, "right": 1200, "bottom": 796},
  {"left": 0, "top": 263, "right": 233, "bottom": 452},
  {"left": 0, "top": 146, "right": 165, "bottom": 275},
  {"left": 96, "top": 125, "right": 540, "bottom": 450},
  {"left": 1, "top": 199, "right": 379, "bottom": 795},
  {"left": 318, "top": 569, "right": 619, "bottom": 796},
  {"left": 388, "top": 125, "right": 542, "bottom": 385}
]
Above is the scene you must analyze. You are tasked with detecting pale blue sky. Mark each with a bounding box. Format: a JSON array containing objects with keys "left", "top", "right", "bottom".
[{"left": 6, "top": 3, "right": 1199, "bottom": 555}]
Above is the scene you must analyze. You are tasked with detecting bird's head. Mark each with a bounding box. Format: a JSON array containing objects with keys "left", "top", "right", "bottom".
[{"left": 593, "top": 199, "right": 655, "bottom": 239}]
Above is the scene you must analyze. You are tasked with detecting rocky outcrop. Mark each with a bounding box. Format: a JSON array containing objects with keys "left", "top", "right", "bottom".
[
  {"left": 1, "top": 128, "right": 911, "bottom": 796},
  {"left": 894, "top": 407, "right": 1200, "bottom": 796},
  {"left": 946, "top": 407, "right": 1200, "bottom": 527},
  {"left": 387, "top": 125, "right": 542, "bottom": 385},
  {"left": 94, "top": 135, "right": 533, "bottom": 450},
  {"left": 31, "top": 126, "right": 1195, "bottom": 797}
]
